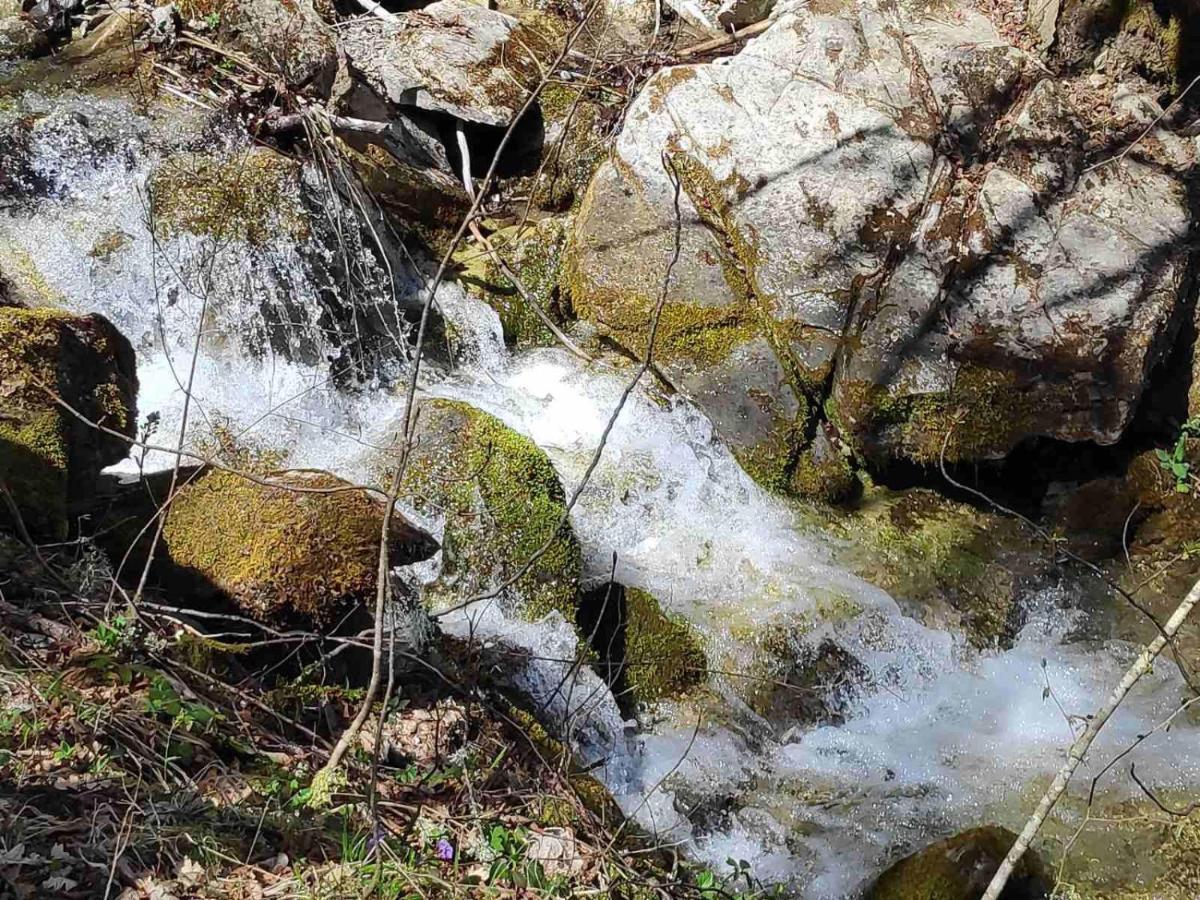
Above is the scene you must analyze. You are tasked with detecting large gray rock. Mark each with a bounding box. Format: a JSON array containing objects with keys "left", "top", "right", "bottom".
[
  {"left": 343, "top": 0, "right": 550, "bottom": 128},
  {"left": 566, "top": 0, "right": 1195, "bottom": 490}
]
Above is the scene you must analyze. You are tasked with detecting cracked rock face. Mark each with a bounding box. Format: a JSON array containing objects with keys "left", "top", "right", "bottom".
[{"left": 566, "top": 0, "right": 1195, "bottom": 488}]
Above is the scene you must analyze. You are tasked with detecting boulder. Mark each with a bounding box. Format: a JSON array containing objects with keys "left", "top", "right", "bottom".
[
  {"left": 0, "top": 306, "right": 137, "bottom": 539},
  {"left": 1042, "top": 0, "right": 1195, "bottom": 83},
  {"left": 222, "top": 0, "right": 337, "bottom": 93},
  {"left": 868, "top": 826, "right": 1050, "bottom": 900},
  {"left": 0, "top": 15, "right": 48, "bottom": 61},
  {"left": 397, "top": 398, "right": 582, "bottom": 621},
  {"left": 342, "top": 0, "right": 556, "bottom": 128},
  {"left": 566, "top": 1, "right": 1195, "bottom": 493},
  {"left": 835, "top": 488, "right": 1055, "bottom": 649},
  {"left": 161, "top": 468, "right": 437, "bottom": 626},
  {"left": 577, "top": 581, "right": 707, "bottom": 707}
]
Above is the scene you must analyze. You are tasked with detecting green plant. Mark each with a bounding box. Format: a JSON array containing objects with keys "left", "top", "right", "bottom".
[
  {"left": 1156, "top": 417, "right": 1200, "bottom": 493},
  {"left": 144, "top": 675, "right": 218, "bottom": 732},
  {"left": 91, "top": 615, "right": 130, "bottom": 652},
  {"left": 696, "top": 858, "right": 787, "bottom": 899}
]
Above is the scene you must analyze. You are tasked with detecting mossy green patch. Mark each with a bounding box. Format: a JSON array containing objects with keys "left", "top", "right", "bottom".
[
  {"left": 868, "top": 826, "right": 1049, "bottom": 900},
  {"left": 162, "top": 469, "right": 398, "bottom": 626},
  {"left": 0, "top": 307, "right": 136, "bottom": 539},
  {"left": 620, "top": 588, "right": 706, "bottom": 705},
  {"left": 399, "top": 399, "right": 582, "bottom": 622},
  {"left": 458, "top": 218, "right": 571, "bottom": 349},
  {"left": 148, "top": 148, "right": 306, "bottom": 246},
  {"left": 833, "top": 366, "right": 1047, "bottom": 465},
  {"left": 834, "top": 487, "right": 1030, "bottom": 648}
]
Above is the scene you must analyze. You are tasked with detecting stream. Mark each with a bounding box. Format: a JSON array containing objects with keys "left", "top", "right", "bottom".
[{"left": 9, "top": 89, "right": 1200, "bottom": 897}]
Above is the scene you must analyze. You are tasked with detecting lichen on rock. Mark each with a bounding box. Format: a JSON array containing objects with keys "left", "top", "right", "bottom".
[{"left": 397, "top": 398, "right": 582, "bottom": 622}]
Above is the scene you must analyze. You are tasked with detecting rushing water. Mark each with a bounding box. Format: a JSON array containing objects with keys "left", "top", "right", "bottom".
[{"left": 9, "top": 90, "right": 1200, "bottom": 897}]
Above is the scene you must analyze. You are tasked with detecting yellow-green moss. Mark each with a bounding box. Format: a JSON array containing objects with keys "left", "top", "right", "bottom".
[
  {"left": 0, "top": 410, "right": 69, "bottom": 537},
  {"left": 0, "top": 307, "right": 134, "bottom": 539},
  {"left": 621, "top": 588, "right": 706, "bottom": 705},
  {"left": 834, "top": 366, "right": 1047, "bottom": 465},
  {"left": 400, "top": 399, "right": 582, "bottom": 622},
  {"left": 833, "top": 487, "right": 1041, "bottom": 647},
  {"left": 789, "top": 441, "right": 857, "bottom": 503},
  {"left": 161, "top": 469, "right": 392, "bottom": 625},
  {"left": 533, "top": 83, "right": 611, "bottom": 211},
  {"left": 0, "top": 240, "right": 66, "bottom": 307},
  {"left": 868, "top": 827, "right": 1048, "bottom": 900},
  {"left": 148, "top": 149, "right": 306, "bottom": 246},
  {"left": 459, "top": 218, "right": 570, "bottom": 348}
]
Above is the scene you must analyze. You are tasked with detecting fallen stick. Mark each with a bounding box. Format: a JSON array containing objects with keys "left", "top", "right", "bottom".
[{"left": 676, "top": 18, "right": 770, "bottom": 58}]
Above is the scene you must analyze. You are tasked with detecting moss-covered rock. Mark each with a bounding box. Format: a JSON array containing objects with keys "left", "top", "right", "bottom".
[
  {"left": 397, "top": 398, "right": 582, "bottom": 621},
  {"left": 148, "top": 148, "right": 308, "bottom": 246},
  {"left": 0, "top": 306, "right": 137, "bottom": 539},
  {"left": 532, "top": 83, "right": 612, "bottom": 212},
  {"left": 578, "top": 582, "right": 707, "bottom": 707},
  {"left": 161, "top": 468, "right": 438, "bottom": 627},
  {"left": 220, "top": 0, "right": 337, "bottom": 93},
  {"left": 833, "top": 488, "right": 1050, "bottom": 649},
  {"left": 457, "top": 217, "right": 571, "bottom": 349},
  {"left": 868, "top": 826, "right": 1050, "bottom": 900}
]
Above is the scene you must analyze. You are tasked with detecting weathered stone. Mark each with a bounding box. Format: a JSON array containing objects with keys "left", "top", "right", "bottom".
[
  {"left": 396, "top": 398, "right": 583, "bottom": 621},
  {"left": 0, "top": 307, "right": 137, "bottom": 540},
  {"left": 161, "top": 468, "right": 438, "bottom": 627},
  {"left": 567, "top": 1, "right": 1194, "bottom": 491},
  {"left": 868, "top": 826, "right": 1050, "bottom": 900},
  {"left": 0, "top": 15, "right": 49, "bottom": 61},
  {"left": 343, "top": 0, "right": 555, "bottom": 128}
]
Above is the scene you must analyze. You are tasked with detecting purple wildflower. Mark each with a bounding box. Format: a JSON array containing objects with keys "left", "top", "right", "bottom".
[{"left": 435, "top": 838, "right": 454, "bottom": 862}]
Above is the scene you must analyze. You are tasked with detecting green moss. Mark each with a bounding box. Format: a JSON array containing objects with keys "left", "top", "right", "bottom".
[
  {"left": 0, "top": 411, "right": 69, "bottom": 537},
  {"left": 789, "top": 441, "right": 857, "bottom": 503},
  {"left": 0, "top": 307, "right": 135, "bottom": 539},
  {"left": 834, "top": 487, "right": 1031, "bottom": 647},
  {"left": 162, "top": 469, "right": 393, "bottom": 626},
  {"left": 868, "top": 826, "right": 1048, "bottom": 900},
  {"left": 621, "top": 588, "right": 706, "bottom": 705},
  {"left": 834, "top": 366, "right": 1047, "bottom": 465},
  {"left": 148, "top": 149, "right": 306, "bottom": 246},
  {"left": 459, "top": 218, "right": 570, "bottom": 348},
  {"left": 400, "top": 399, "right": 582, "bottom": 622},
  {"left": 0, "top": 240, "right": 66, "bottom": 307}
]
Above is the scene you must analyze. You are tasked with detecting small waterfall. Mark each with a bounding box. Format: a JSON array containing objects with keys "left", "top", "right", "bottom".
[{"left": 12, "top": 87, "right": 1200, "bottom": 898}]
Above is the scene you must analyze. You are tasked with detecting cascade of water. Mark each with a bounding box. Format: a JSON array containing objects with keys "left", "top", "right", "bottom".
[{"left": 11, "top": 90, "right": 1200, "bottom": 898}]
